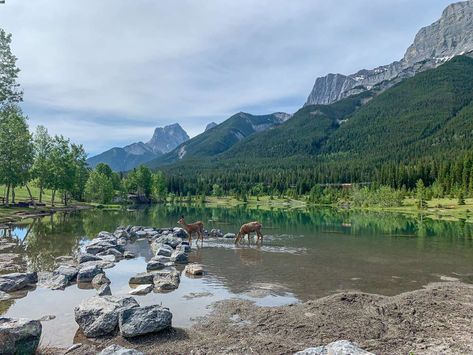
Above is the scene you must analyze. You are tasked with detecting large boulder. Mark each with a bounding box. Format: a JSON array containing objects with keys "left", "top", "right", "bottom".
[
  {"left": 74, "top": 296, "right": 139, "bottom": 337},
  {"left": 97, "top": 284, "right": 112, "bottom": 296},
  {"left": 0, "top": 272, "right": 38, "bottom": 293},
  {"left": 153, "top": 270, "right": 180, "bottom": 291},
  {"left": 295, "top": 340, "right": 374, "bottom": 355},
  {"left": 100, "top": 344, "right": 143, "bottom": 355},
  {"left": 118, "top": 305, "right": 172, "bottom": 338},
  {"left": 0, "top": 317, "right": 42, "bottom": 355},
  {"left": 77, "top": 264, "right": 103, "bottom": 283},
  {"left": 223, "top": 233, "right": 236, "bottom": 239},
  {"left": 155, "top": 244, "right": 173, "bottom": 257},
  {"left": 38, "top": 272, "right": 69, "bottom": 290}
]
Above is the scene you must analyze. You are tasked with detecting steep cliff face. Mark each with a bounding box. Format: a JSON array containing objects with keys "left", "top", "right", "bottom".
[
  {"left": 305, "top": 1, "right": 473, "bottom": 106},
  {"left": 147, "top": 123, "right": 189, "bottom": 154}
]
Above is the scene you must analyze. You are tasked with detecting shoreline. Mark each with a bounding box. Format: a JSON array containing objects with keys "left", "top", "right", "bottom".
[
  {"left": 55, "top": 281, "right": 473, "bottom": 355},
  {"left": 0, "top": 204, "right": 92, "bottom": 225}
]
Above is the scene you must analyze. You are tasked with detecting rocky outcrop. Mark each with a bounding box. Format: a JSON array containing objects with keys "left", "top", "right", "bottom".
[
  {"left": 74, "top": 296, "right": 139, "bottom": 337},
  {"left": 147, "top": 123, "right": 189, "bottom": 154},
  {"left": 295, "top": 340, "right": 373, "bottom": 355},
  {"left": 0, "top": 317, "right": 42, "bottom": 355},
  {"left": 305, "top": 1, "right": 473, "bottom": 106},
  {"left": 118, "top": 305, "right": 172, "bottom": 338}
]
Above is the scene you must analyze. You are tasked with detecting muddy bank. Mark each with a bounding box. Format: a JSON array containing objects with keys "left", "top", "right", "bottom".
[{"left": 61, "top": 281, "right": 473, "bottom": 355}]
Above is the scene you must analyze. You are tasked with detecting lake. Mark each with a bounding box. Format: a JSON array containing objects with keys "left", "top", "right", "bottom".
[{"left": 1, "top": 205, "right": 473, "bottom": 348}]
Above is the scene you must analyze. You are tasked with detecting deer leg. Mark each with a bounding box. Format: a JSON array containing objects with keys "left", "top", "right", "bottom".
[
  {"left": 234, "top": 232, "right": 241, "bottom": 244},
  {"left": 256, "top": 230, "right": 263, "bottom": 244},
  {"left": 188, "top": 231, "right": 192, "bottom": 244}
]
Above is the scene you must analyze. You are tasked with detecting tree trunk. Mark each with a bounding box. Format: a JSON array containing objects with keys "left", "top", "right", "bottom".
[
  {"left": 64, "top": 192, "right": 68, "bottom": 206},
  {"left": 39, "top": 186, "right": 43, "bottom": 203},
  {"left": 11, "top": 187, "right": 15, "bottom": 204},
  {"left": 5, "top": 184, "right": 9, "bottom": 206},
  {"left": 25, "top": 184, "right": 37, "bottom": 209},
  {"left": 51, "top": 190, "right": 56, "bottom": 207}
]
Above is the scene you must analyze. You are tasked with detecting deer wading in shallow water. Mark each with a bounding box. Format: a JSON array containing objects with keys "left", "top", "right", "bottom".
[
  {"left": 234, "top": 221, "right": 263, "bottom": 244},
  {"left": 178, "top": 215, "right": 204, "bottom": 243}
]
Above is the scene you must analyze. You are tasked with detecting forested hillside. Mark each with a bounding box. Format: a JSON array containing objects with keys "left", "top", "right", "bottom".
[{"left": 159, "top": 56, "right": 473, "bottom": 196}]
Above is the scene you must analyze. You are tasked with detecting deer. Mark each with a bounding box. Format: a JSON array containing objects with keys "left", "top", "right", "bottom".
[
  {"left": 234, "top": 221, "right": 263, "bottom": 244},
  {"left": 178, "top": 215, "right": 204, "bottom": 243}
]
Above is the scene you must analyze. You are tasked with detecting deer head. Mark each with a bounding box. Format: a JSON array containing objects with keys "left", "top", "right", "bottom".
[{"left": 177, "top": 215, "right": 185, "bottom": 225}]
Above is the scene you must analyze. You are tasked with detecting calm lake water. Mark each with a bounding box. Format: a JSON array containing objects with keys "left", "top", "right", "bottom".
[{"left": 1, "top": 205, "right": 473, "bottom": 347}]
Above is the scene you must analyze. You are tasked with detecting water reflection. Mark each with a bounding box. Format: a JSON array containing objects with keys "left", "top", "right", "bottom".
[{"left": 0, "top": 205, "right": 473, "bottom": 347}]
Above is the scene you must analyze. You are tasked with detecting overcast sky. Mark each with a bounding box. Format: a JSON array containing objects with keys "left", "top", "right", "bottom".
[{"left": 0, "top": 0, "right": 454, "bottom": 155}]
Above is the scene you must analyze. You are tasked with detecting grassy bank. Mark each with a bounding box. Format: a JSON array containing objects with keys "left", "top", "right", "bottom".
[{"left": 0, "top": 185, "right": 90, "bottom": 224}]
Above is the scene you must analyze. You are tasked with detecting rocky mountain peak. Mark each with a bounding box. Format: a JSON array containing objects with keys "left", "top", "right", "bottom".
[
  {"left": 305, "top": 1, "right": 473, "bottom": 106},
  {"left": 147, "top": 123, "right": 189, "bottom": 154},
  {"left": 205, "top": 122, "right": 218, "bottom": 131}
]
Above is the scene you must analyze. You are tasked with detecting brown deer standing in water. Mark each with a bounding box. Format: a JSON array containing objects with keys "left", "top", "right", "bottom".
[
  {"left": 234, "top": 221, "right": 263, "bottom": 244},
  {"left": 178, "top": 215, "right": 204, "bottom": 243}
]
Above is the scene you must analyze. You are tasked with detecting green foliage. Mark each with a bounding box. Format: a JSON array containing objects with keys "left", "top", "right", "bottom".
[
  {"left": 416, "top": 179, "right": 427, "bottom": 209},
  {"left": 84, "top": 171, "right": 113, "bottom": 204},
  {"left": 126, "top": 165, "right": 153, "bottom": 199},
  {"left": 0, "top": 29, "right": 22, "bottom": 105},
  {"left": 349, "top": 186, "right": 404, "bottom": 208},
  {"left": 0, "top": 105, "right": 33, "bottom": 203},
  {"left": 152, "top": 171, "right": 167, "bottom": 202}
]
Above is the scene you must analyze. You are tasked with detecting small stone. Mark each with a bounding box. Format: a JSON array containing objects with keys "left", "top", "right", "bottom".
[
  {"left": 129, "top": 284, "right": 153, "bottom": 295},
  {"left": 224, "top": 233, "right": 236, "bottom": 239},
  {"left": 184, "top": 264, "right": 204, "bottom": 276},
  {"left": 123, "top": 251, "right": 136, "bottom": 259},
  {"left": 146, "top": 260, "right": 166, "bottom": 271},
  {"left": 170, "top": 250, "right": 188, "bottom": 264},
  {"left": 100, "top": 344, "right": 144, "bottom": 355},
  {"left": 77, "top": 253, "right": 102, "bottom": 264}
]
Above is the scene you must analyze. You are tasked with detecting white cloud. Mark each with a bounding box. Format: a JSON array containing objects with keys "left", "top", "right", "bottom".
[{"left": 0, "top": 0, "right": 454, "bottom": 154}]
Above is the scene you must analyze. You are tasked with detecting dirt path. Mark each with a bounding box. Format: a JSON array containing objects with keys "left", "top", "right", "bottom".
[{"left": 59, "top": 282, "right": 473, "bottom": 354}]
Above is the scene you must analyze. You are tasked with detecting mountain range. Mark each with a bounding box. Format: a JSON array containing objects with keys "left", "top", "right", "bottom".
[{"left": 86, "top": 123, "right": 189, "bottom": 171}]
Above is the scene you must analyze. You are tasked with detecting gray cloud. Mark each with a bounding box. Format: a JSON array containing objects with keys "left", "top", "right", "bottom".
[{"left": 0, "top": 0, "right": 454, "bottom": 154}]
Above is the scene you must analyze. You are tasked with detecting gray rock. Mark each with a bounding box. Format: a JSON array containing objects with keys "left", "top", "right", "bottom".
[
  {"left": 156, "top": 244, "right": 173, "bottom": 257},
  {"left": 77, "top": 264, "right": 103, "bottom": 283},
  {"left": 55, "top": 265, "right": 79, "bottom": 281},
  {"left": 74, "top": 296, "right": 139, "bottom": 337},
  {"left": 97, "top": 248, "right": 123, "bottom": 259},
  {"left": 92, "top": 273, "right": 111, "bottom": 289},
  {"left": 78, "top": 253, "right": 102, "bottom": 264},
  {"left": 223, "top": 233, "right": 236, "bottom": 239},
  {"left": 184, "top": 264, "right": 204, "bottom": 275},
  {"left": 209, "top": 229, "right": 224, "bottom": 238},
  {"left": 97, "top": 283, "right": 112, "bottom": 296},
  {"left": 146, "top": 260, "right": 166, "bottom": 271},
  {"left": 295, "top": 340, "right": 374, "bottom": 355},
  {"left": 80, "top": 260, "right": 115, "bottom": 270},
  {"left": 173, "top": 227, "right": 188, "bottom": 239},
  {"left": 178, "top": 244, "right": 191, "bottom": 253},
  {"left": 154, "top": 235, "right": 182, "bottom": 249},
  {"left": 0, "top": 272, "right": 38, "bottom": 292},
  {"left": 0, "top": 291, "right": 11, "bottom": 301},
  {"left": 153, "top": 270, "right": 180, "bottom": 291},
  {"left": 129, "top": 272, "right": 155, "bottom": 284},
  {"left": 0, "top": 317, "right": 42, "bottom": 355},
  {"left": 100, "top": 344, "right": 144, "bottom": 355},
  {"left": 123, "top": 251, "right": 136, "bottom": 259},
  {"left": 38, "top": 272, "right": 69, "bottom": 290},
  {"left": 129, "top": 284, "right": 153, "bottom": 295},
  {"left": 305, "top": 1, "right": 473, "bottom": 106},
  {"left": 118, "top": 305, "right": 172, "bottom": 338},
  {"left": 114, "top": 230, "right": 129, "bottom": 239},
  {"left": 170, "top": 250, "right": 188, "bottom": 264}
]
